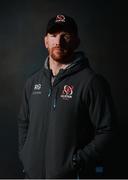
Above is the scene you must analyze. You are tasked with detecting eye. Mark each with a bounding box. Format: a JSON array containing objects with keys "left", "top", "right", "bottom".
[
  {"left": 64, "top": 34, "right": 72, "bottom": 41},
  {"left": 49, "top": 34, "right": 57, "bottom": 37}
]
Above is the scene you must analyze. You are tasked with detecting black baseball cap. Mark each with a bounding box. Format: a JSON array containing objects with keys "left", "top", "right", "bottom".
[{"left": 46, "top": 14, "right": 78, "bottom": 35}]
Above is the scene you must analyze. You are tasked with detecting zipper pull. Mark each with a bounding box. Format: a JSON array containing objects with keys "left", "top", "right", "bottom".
[
  {"left": 48, "top": 88, "right": 52, "bottom": 97},
  {"left": 53, "top": 99, "right": 56, "bottom": 109}
]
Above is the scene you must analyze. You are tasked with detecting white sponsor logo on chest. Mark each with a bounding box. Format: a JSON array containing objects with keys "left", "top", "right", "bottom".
[
  {"left": 34, "top": 84, "right": 41, "bottom": 90},
  {"left": 32, "top": 83, "right": 42, "bottom": 95}
]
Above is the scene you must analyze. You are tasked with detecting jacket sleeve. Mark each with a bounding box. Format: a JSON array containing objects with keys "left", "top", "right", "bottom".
[
  {"left": 77, "top": 74, "right": 116, "bottom": 172},
  {"left": 18, "top": 80, "right": 30, "bottom": 152}
]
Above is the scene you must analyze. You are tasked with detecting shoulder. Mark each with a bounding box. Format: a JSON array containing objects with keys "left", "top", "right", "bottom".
[
  {"left": 26, "top": 68, "right": 43, "bottom": 85},
  {"left": 23, "top": 68, "right": 44, "bottom": 95},
  {"left": 27, "top": 68, "right": 43, "bottom": 82},
  {"left": 77, "top": 67, "right": 95, "bottom": 82},
  {"left": 86, "top": 73, "right": 111, "bottom": 97},
  {"left": 89, "top": 74, "right": 110, "bottom": 89}
]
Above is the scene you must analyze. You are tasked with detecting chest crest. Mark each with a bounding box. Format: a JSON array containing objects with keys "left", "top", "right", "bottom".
[{"left": 60, "top": 85, "right": 74, "bottom": 100}]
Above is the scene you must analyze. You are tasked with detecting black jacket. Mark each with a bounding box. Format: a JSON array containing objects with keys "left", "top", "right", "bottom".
[{"left": 18, "top": 52, "right": 114, "bottom": 179}]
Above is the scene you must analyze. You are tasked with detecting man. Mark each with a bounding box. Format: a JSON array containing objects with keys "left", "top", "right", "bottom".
[{"left": 18, "top": 14, "right": 115, "bottom": 179}]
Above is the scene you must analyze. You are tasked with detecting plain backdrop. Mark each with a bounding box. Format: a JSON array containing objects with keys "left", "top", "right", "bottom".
[{"left": 0, "top": 0, "right": 128, "bottom": 178}]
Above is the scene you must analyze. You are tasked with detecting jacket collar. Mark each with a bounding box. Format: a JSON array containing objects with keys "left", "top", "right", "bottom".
[{"left": 43, "top": 51, "right": 89, "bottom": 85}]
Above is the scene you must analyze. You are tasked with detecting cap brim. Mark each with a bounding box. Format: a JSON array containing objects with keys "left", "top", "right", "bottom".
[
  {"left": 46, "top": 23, "right": 77, "bottom": 35},
  {"left": 47, "top": 24, "right": 65, "bottom": 33}
]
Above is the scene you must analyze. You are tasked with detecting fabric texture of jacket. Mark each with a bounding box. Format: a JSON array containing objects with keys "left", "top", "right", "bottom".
[{"left": 18, "top": 51, "right": 114, "bottom": 179}]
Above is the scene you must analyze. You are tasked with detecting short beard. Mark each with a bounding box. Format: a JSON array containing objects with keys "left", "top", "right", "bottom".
[{"left": 50, "top": 48, "right": 74, "bottom": 64}]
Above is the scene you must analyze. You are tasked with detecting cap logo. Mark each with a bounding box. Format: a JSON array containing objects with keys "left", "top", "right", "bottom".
[{"left": 55, "top": 15, "right": 65, "bottom": 23}]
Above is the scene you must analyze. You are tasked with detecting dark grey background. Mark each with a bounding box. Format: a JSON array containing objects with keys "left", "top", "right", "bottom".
[{"left": 0, "top": 0, "right": 127, "bottom": 178}]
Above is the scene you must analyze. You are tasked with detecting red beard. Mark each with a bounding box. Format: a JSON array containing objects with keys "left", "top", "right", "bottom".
[{"left": 49, "top": 47, "right": 73, "bottom": 63}]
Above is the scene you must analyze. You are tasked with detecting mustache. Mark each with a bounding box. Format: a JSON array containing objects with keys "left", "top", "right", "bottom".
[
  {"left": 53, "top": 47, "right": 64, "bottom": 51},
  {"left": 53, "top": 46, "right": 68, "bottom": 51}
]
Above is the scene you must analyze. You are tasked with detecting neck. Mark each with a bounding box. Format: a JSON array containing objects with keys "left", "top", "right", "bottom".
[{"left": 49, "top": 56, "right": 71, "bottom": 76}]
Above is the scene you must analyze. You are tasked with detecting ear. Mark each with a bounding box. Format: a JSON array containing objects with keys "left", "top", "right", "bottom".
[
  {"left": 75, "top": 37, "right": 80, "bottom": 49},
  {"left": 44, "top": 36, "right": 48, "bottom": 48},
  {"left": 73, "top": 37, "right": 80, "bottom": 50}
]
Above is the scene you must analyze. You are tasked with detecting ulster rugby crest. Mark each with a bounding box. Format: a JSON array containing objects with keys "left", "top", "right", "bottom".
[
  {"left": 60, "top": 85, "right": 74, "bottom": 100},
  {"left": 55, "top": 15, "right": 65, "bottom": 23}
]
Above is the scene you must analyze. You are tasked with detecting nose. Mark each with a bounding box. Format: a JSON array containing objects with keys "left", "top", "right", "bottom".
[{"left": 55, "top": 35, "right": 64, "bottom": 46}]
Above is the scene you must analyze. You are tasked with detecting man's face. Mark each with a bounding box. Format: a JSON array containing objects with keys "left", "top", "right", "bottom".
[{"left": 44, "top": 31, "right": 79, "bottom": 63}]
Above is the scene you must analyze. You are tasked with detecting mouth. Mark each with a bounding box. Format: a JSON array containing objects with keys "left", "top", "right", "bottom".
[
  {"left": 54, "top": 47, "right": 64, "bottom": 51},
  {"left": 54, "top": 47, "right": 66, "bottom": 53}
]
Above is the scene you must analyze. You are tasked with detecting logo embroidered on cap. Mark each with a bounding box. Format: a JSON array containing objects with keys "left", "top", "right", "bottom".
[
  {"left": 55, "top": 15, "right": 65, "bottom": 23},
  {"left": 60, "top": 85, "right": 74, "bottom": 100}
]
